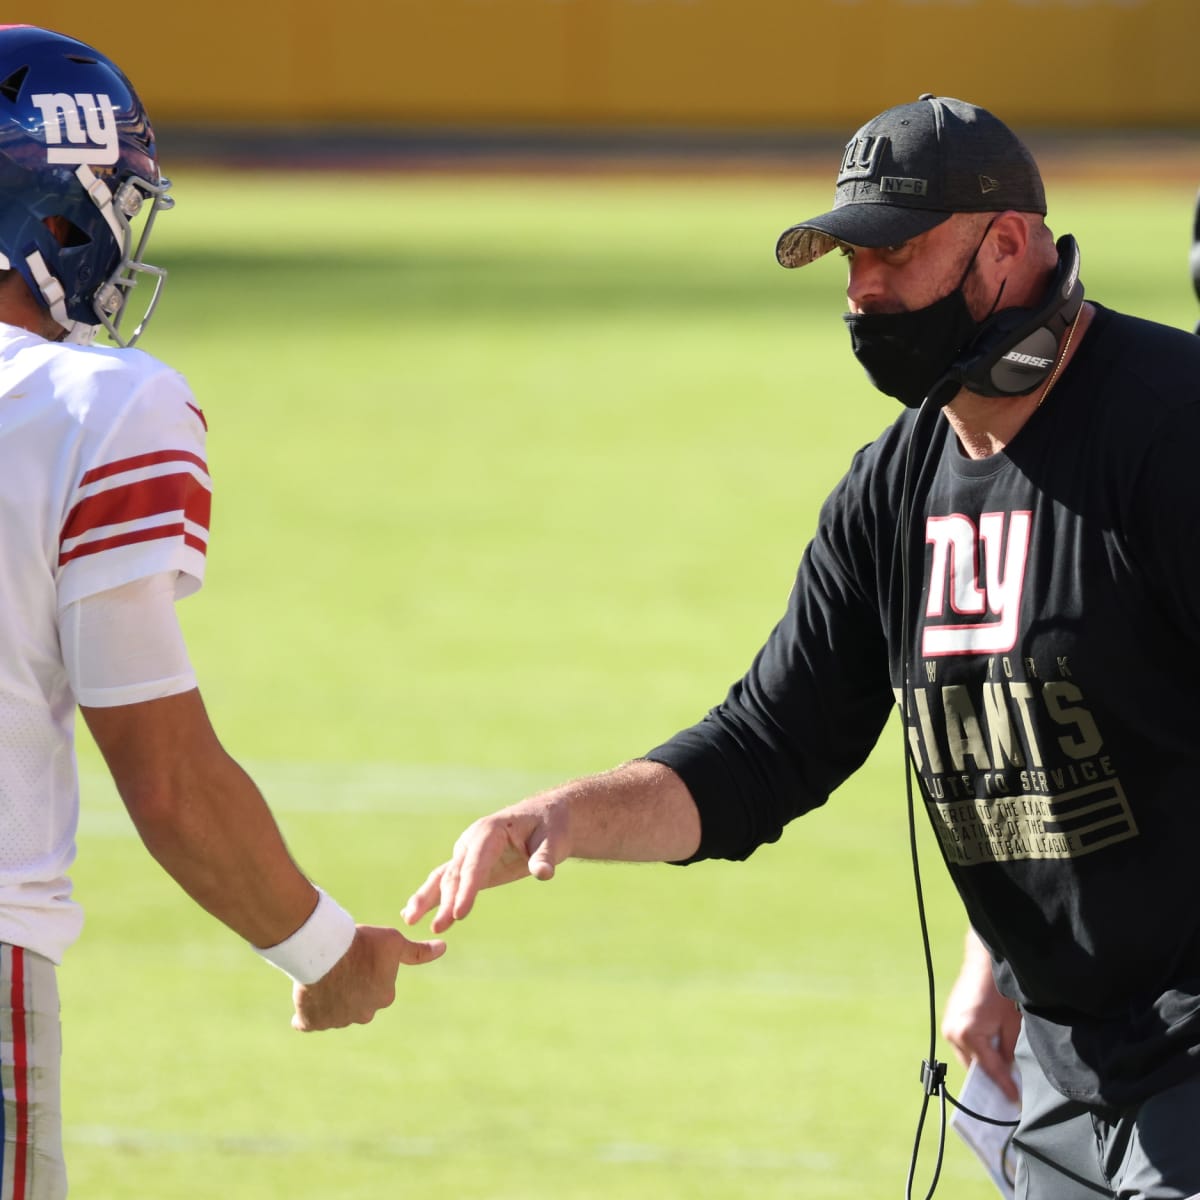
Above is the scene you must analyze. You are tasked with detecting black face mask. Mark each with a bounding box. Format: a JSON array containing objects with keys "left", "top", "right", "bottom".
[{"left": 841, "top": 223, "right": 997, "bottom": 409}]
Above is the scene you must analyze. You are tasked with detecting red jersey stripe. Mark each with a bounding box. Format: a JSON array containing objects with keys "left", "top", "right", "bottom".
[
  {"left": 79, "top": 449, "right": 208, "bottom": 487},
  {"left": 58, "top": 521, "right": 208, "bottom": 566},
  {"left": 61, "top": 471, "right": 211, "bottom": 548},
  {"left": 10, "top": 945, "right": 28, "bottom": 1200},
  {"left": 186, "top": 402, "right": 208, "bottom": 431}
]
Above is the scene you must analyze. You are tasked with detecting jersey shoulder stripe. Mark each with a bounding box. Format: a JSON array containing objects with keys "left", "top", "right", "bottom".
[
  {"left": 59, "top": 519, "right": 208, "bottom": 566},
  {"left": 59, "top": 451, "right": 212, "bottom": 567},
  {"left": 78, "top": 448, "right": 208, "bottom": 487}
]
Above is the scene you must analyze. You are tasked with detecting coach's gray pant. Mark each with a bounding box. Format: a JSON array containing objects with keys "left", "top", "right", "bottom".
[{"left": 1014, "top": 1024, "right": 1200, "bottom": 1200}]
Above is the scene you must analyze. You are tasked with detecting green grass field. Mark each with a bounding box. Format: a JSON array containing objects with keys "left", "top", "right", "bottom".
[{"left": 63, "top": 164, "right": 1197, "bottom": 1199}]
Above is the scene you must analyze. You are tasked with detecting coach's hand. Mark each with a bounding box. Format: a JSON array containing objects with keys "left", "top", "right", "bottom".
[
  {"left": 292, "top": 924, "right": 445, "bottom": 1031},
  {"left": 941, "top": 930, "right": 1021, "bottom": 1103},
  {"left": 402, "top": 797, "right": 570, "bottom": 935}
]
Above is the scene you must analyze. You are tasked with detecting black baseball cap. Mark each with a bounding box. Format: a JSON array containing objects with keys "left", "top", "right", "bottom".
[{"left": 775, "top": 94, "right": 1046, "bottom": 268}]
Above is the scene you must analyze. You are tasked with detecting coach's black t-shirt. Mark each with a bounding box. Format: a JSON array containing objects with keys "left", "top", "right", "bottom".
[{"left": 647, "top": 304, "right": 1200, "bottom": 1109}]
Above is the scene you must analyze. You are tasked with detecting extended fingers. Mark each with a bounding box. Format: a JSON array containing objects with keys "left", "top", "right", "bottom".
[
  {"left": 402, "top": 863, "right": 451, "bottom": 927},
  {"left": 449, "top": 822, "right": 513, "bottom": 921},
  {"left": 425, "top": 820, "right": 515, "bottom": 932},
  {"left": 402, "top": 854, "right": 473, "bottom": 935},
  {"left": 405, "top": 810, "right": 560, "bottom": 933}
]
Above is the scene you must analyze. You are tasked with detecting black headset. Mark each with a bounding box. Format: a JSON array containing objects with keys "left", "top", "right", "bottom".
[{"left": 942, "top": 233, "right": 1084, "bottom": 400}]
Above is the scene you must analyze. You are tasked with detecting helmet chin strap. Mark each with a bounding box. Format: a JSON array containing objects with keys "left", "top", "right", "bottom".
[
  {"left": 24, "top": 249, "right": 70, "bottom": 327},
  {"left": 20, "top": 249, "right": 96, "bottom": 344},
  {"left": 59, "top": 321, "right": 98, "bottom": 345},
  {"left": 16, "top": 213, "right": 92, "bottom": 341}
]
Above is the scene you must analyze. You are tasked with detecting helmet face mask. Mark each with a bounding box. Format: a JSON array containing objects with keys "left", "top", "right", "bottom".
[
  {"left": 0, "top": 25, "right": 171, "bottom": 346},
  {"left": 83, "top": 166, "right": 174, "bottom": 345}
]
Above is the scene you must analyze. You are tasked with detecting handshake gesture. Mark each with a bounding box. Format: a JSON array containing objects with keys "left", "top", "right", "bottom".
[
  {"left": 285, "top": 797, "right": 564, "bottom": 1032},
  {"left": 283, "top": 794, "right": 570, "bottom": 1031},
  {"left": 289, "top": 760, "right": 698, "bottom": 1031}
]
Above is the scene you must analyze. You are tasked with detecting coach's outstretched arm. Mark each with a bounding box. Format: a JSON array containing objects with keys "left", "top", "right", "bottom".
[
  {"left": 402, "top": 759, "right": 701, "bottom": 935},
  {"left": 82, "top": 688, "right": 445, "bottom": 1031}
]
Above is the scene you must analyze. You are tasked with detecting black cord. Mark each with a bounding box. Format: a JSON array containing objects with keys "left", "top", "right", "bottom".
[
  {"left": 899, "top": 389, "right": 952, "bottom": 1200},
  {"left": 897, "top": 384, "right": 1019, "bottom": 1200},
  {"left": 945, "top": 1087, "right": 1022, "bottom": 1128}
]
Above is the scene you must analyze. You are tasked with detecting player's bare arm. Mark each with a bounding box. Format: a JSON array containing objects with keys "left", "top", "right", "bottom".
[
  {"left": 403, "top": 758, "right": 701, "bottom": 935},
  {"left": 82, "top": 688, "right": 445, "bottom": 1028}
]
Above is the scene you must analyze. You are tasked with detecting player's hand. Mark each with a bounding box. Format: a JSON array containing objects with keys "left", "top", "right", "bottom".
[
  {"left": 941, "top": 946, "right": 1022, "bottom": 1102},
  {"left": 291, "top": 924, "right": 445, "bottom": 1032},
  {"left": 401, "top": 798, "right": 570, "bottom": 935}
]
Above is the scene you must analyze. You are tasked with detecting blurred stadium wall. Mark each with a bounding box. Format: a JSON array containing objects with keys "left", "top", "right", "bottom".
[{"left": 41, "top": 1, "right": 1199, "bottom": 134}]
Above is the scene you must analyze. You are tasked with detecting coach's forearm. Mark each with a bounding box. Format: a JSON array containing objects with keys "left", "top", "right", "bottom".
[
  {"left": 549, "top": 758, "right": 702, "bottom": 864},
  {"left": 405, "top": 758, "right": 703, "bottom": 933}
]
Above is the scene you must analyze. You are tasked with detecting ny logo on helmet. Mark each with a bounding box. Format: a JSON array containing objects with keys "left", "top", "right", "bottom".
[{"left": 29, "top": 92, "right": 119, "bottom": 166}]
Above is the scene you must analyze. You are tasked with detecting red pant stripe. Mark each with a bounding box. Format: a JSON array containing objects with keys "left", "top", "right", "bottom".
[{"left": 9, "top": 947, "right": 27, "bottom": 1200}]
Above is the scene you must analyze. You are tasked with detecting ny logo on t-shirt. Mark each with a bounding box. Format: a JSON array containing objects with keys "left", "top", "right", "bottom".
[{"left": 922, "top": 511, "right": 1032, "bottom": 656}]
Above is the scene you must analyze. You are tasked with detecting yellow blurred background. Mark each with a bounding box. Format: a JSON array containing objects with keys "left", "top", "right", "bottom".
[{"left": 39, "top": 0, "right": 1200, "bottom": 133}]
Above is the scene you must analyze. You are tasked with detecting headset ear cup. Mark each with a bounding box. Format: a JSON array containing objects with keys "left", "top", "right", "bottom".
[
  {"left": 955, "top": 310, "right": 1044, "bottom": 396},
  {"left": 987, "top": 325, "right": 1059, "bottom": 394},
  {"left": 952, "top": 234, "right": 1083, "bottom": 398}
]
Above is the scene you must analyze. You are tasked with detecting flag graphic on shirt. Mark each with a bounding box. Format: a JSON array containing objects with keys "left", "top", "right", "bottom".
[{"left": 58, "top": 449, "right": 211, "bottom": 566}]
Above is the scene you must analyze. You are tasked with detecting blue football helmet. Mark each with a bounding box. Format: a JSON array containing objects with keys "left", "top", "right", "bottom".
[{"left": 0, "top": 25, "right": 172, "bottom": 345}]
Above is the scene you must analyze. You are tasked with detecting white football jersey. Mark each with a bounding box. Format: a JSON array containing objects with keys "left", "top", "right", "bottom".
[{"left": 0, "top": 322, "right": 210, "bottom": 962}]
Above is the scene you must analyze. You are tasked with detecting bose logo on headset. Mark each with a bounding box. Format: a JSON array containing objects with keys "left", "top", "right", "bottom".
[{"left": 29, "top": 92, "right": 119, "bottom": 166}]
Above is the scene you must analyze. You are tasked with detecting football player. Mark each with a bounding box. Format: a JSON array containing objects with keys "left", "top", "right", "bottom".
[{"left": 0, "top": 25, "right": 444, "bottom": 1197}]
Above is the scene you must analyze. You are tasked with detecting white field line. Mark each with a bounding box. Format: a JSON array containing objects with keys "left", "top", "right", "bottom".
[
  {"left": 64, "top": 1124, "right": 836, "bottom": 1172},
  {"left": 77, "top": 761, "right": 560, "bottom": 835}
]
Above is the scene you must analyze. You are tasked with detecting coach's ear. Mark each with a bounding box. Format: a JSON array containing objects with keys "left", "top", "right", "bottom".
[{"left": 982, "top": 210, "right": 1028, "bottom": 266}]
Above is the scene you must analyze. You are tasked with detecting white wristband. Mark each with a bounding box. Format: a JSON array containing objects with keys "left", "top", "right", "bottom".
[{"left": 254, "top": 889, "right": 357, "bottom": 985}]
